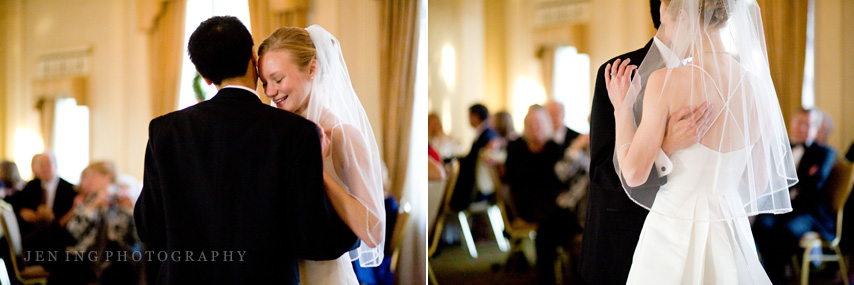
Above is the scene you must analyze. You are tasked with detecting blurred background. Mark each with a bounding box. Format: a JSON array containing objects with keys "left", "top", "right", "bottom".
[
  {"left": 1, "top": 0, "right": 426, "bottom": 284},
  {"left": 427, "top": 0, "right": 854, "bottom": 284}
]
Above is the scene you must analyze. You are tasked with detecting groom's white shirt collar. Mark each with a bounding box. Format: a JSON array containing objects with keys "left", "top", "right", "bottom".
[
  {"left": 653, "top": 36, "right": 691, "bottom": 68},
  {"left": 222, "top": 85, "right": 260, "bottom": 97}
]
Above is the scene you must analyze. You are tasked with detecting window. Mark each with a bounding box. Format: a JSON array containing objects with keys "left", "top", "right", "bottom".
[
  {"left": 178, "top": 0, "right": 252, "bottom": 110},
  {"left": 53, "top": 98, "right": 89, "bottom": 184},
  {"left": 552, "top": 46, "right": 591, "bottom": 133}
]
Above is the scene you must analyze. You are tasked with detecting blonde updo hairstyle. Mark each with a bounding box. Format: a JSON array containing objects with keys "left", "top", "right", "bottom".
[
  {"left": 662, "top": 0, "right": 732, "bottom": 29},
  {"left": 257, "top": 27, "right": 316, "bottom": 73}
]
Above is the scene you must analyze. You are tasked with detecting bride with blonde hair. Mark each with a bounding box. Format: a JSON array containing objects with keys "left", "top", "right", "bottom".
[
  {"left": 257, "top": 25, "right": 386, "bottom": 284},
  {"left": 606, "top": 0, "right": 797, "bottom": 283}
]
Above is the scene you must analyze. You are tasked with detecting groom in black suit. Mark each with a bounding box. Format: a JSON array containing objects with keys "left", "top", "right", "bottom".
[
  {"left": 580, "top": 1, "right": 712, "bottom": 283},
  {"left": 134, "top": 16, "right": 357, "bottom": 284}
]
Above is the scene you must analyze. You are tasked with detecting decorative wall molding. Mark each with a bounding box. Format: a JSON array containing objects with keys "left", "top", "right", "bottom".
[
  {"left": 36, "top": 46, "right": 92, "bottom": 79},
  {"left": 534, "top": 0, "right": 591, "bottom": 28}
]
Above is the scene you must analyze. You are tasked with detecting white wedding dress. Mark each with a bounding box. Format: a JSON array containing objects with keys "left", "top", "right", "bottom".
[
  {"left": 294, "top": 25, "right": 386, "bottom": 285},
  {"left": 626, "top": 143, "right": 771, "bottom": 284}
]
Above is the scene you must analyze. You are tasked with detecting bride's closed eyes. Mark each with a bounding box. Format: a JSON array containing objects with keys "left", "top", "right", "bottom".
[{"left": 258, "top": 49, "right": 315, "bottom": 113}]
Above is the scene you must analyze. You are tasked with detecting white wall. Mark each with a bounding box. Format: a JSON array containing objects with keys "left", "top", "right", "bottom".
[
  {"left": 3, "top": 0, "right": 150, "bottom": 181},
  {"left": 428, "top": 0, "right": 486, "bottom": 149}
]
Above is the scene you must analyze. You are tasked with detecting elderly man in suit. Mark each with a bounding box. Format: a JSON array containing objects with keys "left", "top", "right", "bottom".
[
  {"left": 754, "top": 107, "right": 837, "bottom": 283},
  {"left": 8, "top": 152, "right": 77, "bottom": 257},
  {"left": 134, "top": 16, "right": 357, "bottom": 284}
]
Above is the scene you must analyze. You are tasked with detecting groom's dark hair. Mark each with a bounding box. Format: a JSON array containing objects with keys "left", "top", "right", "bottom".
[
  {"left": 188, "top": 16, "right": 254, "bottom": 85},
  {"left": 650, "top": 0, "right": 661, "bottom": 29}
]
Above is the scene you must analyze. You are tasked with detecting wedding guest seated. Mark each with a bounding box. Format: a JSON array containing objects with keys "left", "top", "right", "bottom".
[
  {"left": 428, "top": 113, "right": 463, "bottom": 161},
  {"left": 51, "top": 161, "right": 140, "bottom": 284},
  {"left": 814, "top": 110, "right": 834, "bottom": 147},
  {"left": 0, "top": 160, "right": 25, "bottom": 198},
  {"left": 505, "top": 105, "right": 581, "bottom": 285},
  {"left": 544, "top": 100, "right": 580, "bottom": 154},
  {"left": 6, "top": 153, "right": 77, "bottom": 262},
  {"left": 482, "top": 111, "right": 518, "bottom": 176},
  {"left": 555, "top": 132, "right": 591, "bottom": 227},
  {"left": 754, "top": 108, "right": 836, "bottom": 283},
  {"left": 450, "top": 104, "right": 496, "bottom": 211},
  {"left": 429, "top": 146, "right": 446, "bottom": 181}
]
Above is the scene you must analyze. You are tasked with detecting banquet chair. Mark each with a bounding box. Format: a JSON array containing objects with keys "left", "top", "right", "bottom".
[
  {"left": 798, "top": 158, "right": 854, "bottom": 285},
  {"left": 428, "top": 160, "right": 460, "bottom": 258},
  {"left": 491, "top": 166, "right": 537, "bottom": 271},
  {"left": 0, "top": 201, "right": 49, "bottom": 285},
  {"left": 389, "top": 202, "right": 411, "bottom": 273}
]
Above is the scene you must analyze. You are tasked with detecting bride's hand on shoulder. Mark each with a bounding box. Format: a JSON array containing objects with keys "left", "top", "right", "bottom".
[{"left": 604, "top": 58, "right": 637, "bottom": 111}]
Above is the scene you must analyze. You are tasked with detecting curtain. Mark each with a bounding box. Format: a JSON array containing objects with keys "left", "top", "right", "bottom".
[
  {"left": 36, "top": 98, "right": 57, "bottom": 150},
  {"left": 757, "top": 0, "right": 808, "bottom": 124},
  {"left": 380, "top": 0, "right": 418, "bottom": 202},
  {"left": 540, "top": 46, "right": 556, "bottom": 100},
  {"left": 248, "top": 0, "right": 308, "bottom": 105},
  {"left": 141, "top": 0, "right": 187, "bottom": 118},
  {"left": 380, "top": 0, "right": 420, "bottom": 283}
]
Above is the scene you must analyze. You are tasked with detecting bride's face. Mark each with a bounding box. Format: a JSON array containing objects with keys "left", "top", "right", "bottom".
[{"left": 258, "top": 50, "right": 315, "bottom": 113}]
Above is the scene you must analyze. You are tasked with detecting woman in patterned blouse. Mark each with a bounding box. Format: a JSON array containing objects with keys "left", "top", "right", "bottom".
[{"left": 59, "top": 161, "right": 139, "bottom": 283}]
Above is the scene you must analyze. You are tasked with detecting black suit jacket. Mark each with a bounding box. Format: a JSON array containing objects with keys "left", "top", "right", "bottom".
[
  {"left": 791, "top": 142, "right": 836, "bottom": 217},
  {"left": 450, "top": 127, "right": 497, "bottom": 211},
  {"left": 579, "top": 39, "right": 666, "bottom": 284},
  {"left": 505, "top": 139, "right": 564, "bottom": 223},
  {"left": 9, "top": 177, "right": 76, "bottom": 236},
  {"left": 134, "top": 88, "right": 358, "bottom": 284}
]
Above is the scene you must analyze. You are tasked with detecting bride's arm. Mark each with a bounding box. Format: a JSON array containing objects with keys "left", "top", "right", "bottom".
[
  {"left": 322, "top": 171, "right": 380, "bottom": 248},
  {"left": 323, "top": 125, "right": 385, "bottom": 249},
  {"left": 611, "top": 67, "right": 670, "bottom": 187}
]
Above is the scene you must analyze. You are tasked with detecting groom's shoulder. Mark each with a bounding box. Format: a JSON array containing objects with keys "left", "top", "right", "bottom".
[{"left": 597, "top": 43, "right": 651, "bottom": 71}]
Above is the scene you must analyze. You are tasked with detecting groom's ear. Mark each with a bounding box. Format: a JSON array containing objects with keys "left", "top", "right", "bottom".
[{"left": 202, "top": 77, "right": 213, "bottom": 86}]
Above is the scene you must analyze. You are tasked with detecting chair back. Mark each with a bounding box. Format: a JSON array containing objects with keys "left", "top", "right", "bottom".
[
  {"left": 438, "top": 160, "right": 460, "bottom": 213},
  {"left": 428, "top": 160, "right": 459, "bottom": 252},
  {"left": 490, "top": 166, "right": 514, "bottom": 229},
  {"left": 827, "top": 159, "right": 854, "bottom": 245},
  {"left": 427, "top": 160, "right": 459, "bottom": 257},
  {"left": 0, "top": 258, "right": 11, "bottom": 285},
  {"left": 389, "top": 202, "right": 411, "bottom": 274},
  {"left": 0, "top": 201, "right": 25, "bottom": 282},
  {"left": 0, "top": 204, "right": 22, "bottom": 258},
  {"left": 490, "top": 165, "right": 533, "bottom": 234}
]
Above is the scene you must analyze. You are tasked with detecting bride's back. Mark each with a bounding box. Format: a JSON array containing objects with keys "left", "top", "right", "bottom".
[{"left": 663, "top": 55, "right": 755, "bottom": 153}]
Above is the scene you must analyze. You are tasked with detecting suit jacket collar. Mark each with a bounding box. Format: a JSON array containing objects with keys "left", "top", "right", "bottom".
[
  {"left": 640, "top": 38, "right": 654, "bottom": 56},
  {"left": 209, "top": 87, "right": 262, "bottom": 104}
]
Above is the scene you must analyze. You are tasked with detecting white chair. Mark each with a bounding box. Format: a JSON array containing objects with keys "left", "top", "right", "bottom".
[{"left": 0, "top": 201, "right": 49, "bottom": 285}]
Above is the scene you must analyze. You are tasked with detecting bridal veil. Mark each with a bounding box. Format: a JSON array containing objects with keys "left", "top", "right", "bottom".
[
  {"left": 304, "top": 25, "right": 386, "bottom": 266},
  {"left": 614, "top": 0, "right": 798, "bottom": 221}
]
